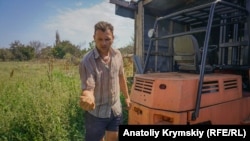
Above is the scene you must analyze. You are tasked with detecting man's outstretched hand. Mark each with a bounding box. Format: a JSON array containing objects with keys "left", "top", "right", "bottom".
[{"left": 79, "top": 90, "right": 95, "bottom": 111}]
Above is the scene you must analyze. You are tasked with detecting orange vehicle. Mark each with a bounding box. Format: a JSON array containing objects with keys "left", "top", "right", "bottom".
[{"left": 110, "top": 0, "right": 250, "bottom": 124}]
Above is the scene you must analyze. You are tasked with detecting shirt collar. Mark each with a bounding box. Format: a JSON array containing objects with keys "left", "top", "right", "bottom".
[{"left": 93, "top": 47, "right": 117, "bottom": 59}]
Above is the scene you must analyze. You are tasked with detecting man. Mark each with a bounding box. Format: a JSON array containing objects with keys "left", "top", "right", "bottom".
[{"left": 79, "top": 21, "right": 131, "bottom": 141}]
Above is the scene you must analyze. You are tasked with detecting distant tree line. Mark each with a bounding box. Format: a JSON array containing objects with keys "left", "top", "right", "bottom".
[{"left": 0, "top": 31, "right": 134, "bottom": 61}]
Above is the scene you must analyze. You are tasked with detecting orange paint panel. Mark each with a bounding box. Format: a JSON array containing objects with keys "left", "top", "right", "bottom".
[
  {"left": 131, "top": 72, "right": 242, "bottom": 111},
  {"left": 128, "top": 102, "right": 188, "bottom": 125},
  {"left": 129, "top": 72, "right": 250, "bottom": 124},
  {"left": 188, "top": 96, "right": 250, "bottom": 124}
]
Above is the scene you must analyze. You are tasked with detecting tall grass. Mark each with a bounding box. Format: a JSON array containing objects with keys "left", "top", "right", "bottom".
[
  {"left": 0, "top": 61, "right": 83, "bottom": 141},
  {"left": 0, "top": 59, "right": 133, "bottom": 141}
]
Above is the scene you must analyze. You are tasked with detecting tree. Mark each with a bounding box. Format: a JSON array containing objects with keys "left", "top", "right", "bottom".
[
  {"left": 10, "top": 41, "right": 25, "bottom": 61},
  {"left": 10, "top": 40, "right": 35, "bottom": 61},
  {"left": 40, "top": 46, "right": 53, "bottom": 59},
  {"left": 55, "top": 30, "right": 61, "bottom": 46},
  {"left": 79, "top": 41, "right": 96, "bottom": 58},
  {"left": 29, "top": 40, "right": 44, "bottom": 58},
  {"left": 21, "top": 45, "right": 35, "bottom": 60},
  {"left": 0, "top": 48, "right": 13, "bottom": 61},
  {"left": 52, "top": 40, "right": 81, "bottom": 59},
  {"left": 88, "top": 41, "right": 95, "bottom": 50},
  {"left": 118, "top": 44, "right": 134, "bottom": 55}
]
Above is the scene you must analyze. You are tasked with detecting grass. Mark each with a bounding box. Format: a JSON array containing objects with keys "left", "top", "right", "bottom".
[{"left": 0, "top": 60, "right": 133, "bottom": 141}]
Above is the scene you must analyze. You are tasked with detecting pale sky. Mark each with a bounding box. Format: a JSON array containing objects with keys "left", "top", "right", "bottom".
[{"left": 0, "top": 0, "right": 134, "bottom": 49}]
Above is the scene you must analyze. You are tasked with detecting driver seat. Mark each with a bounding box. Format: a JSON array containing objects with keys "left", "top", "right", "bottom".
[{"left": 173, "top": 35, "right": 213, "bottom": 73}]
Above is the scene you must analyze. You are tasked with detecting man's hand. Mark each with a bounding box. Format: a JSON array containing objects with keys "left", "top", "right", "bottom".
[
  {"left": 124, "top": 98, "right": 131, "bottom": 110},
  {"left": 79, "top": 90, "right": 95, "bottom": 111}
]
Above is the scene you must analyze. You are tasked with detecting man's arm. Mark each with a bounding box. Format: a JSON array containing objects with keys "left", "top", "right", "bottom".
[
  {"left": 79, "top": 56, "right": 96, "bottom": 111},
  {"left": 119, "top": 72, "right": 131, "bottom": 108}
]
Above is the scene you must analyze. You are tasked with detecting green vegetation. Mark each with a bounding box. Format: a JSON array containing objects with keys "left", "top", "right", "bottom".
[
  {"left": 0, "top": 32, "right": 134, "bottom": 62},
  {"left": 0, "top": 60, "right": 133, "bottom": 141}
]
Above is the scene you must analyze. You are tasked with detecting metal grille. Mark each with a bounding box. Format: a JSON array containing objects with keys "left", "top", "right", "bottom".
[
  {"left": 224, "top": 79, "right": 238, "bottom": 90},
  {"left": 134, "top": 78, "right": 154, "bottom": 94},
  {"left": 202, "top": 80, "right": 219, "bottom": 94}
]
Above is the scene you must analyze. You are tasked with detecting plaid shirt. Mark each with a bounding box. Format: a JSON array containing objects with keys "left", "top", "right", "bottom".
[{"left": 79, "top": 47, "right": 124, "bottom": 118}]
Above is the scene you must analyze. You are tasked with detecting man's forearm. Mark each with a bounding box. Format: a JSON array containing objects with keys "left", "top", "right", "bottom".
[{"left": 119, "top": 74, "right": 130, "bottom": 99}]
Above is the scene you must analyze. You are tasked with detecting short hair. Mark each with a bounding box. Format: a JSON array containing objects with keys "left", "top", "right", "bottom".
[{"left": 94, "top": 21, "right": 114, "bottom": 35}]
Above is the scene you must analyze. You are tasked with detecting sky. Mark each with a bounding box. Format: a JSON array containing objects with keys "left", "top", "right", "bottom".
[{"left": 0, "top": 0, "right": 134, "bottom": 49}]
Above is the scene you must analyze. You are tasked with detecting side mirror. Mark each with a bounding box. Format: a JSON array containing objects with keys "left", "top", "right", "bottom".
[{"left": 147, "top": 28, "right": 154, "bottom": 38}]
